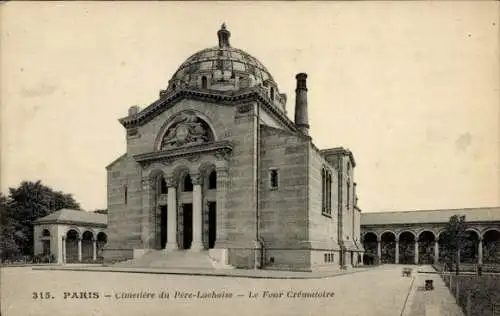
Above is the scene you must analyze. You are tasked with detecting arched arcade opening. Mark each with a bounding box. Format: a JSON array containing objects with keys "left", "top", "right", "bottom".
[
  {"left": 418, "top": 231, "right": 436, "bottom": 264},
  {"left": 96, "top": 232, "right": 107, "bottom": 261},
  {"left": 65, "top": 229, "right": 79, "bottom": 263},
  {"left": 461, "top": 230, "right": 479, "bottom": 264},
  {"left": 398, "top": 231, "right": 415, "bottom": 264},
  {"left": 380, "top": 232, "right": 396, "bottom": 264},
  {"left": 483, "top": 229, "right": 500, "bottom": 264},
  {"left": 362, "top": 232, "right": 378, "bottom": 265},
  {"left": 81, "top": 231, "right": 94, "bottom": 262}
]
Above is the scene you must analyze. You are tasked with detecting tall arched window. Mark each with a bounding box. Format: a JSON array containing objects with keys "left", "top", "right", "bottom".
[
  {"left": 208, "top": 170, "right": 217, "bottom": 189},
  {"left": 270, "top": 87, "right": 275, "bottom": 102},
  {"left": 346, "top": 180, "right": 350, "bottom": 210},
  {"left": 201, "top": 76, "right": 208, "bottom": 89},
  {"left": 123, "top": 185, "right": 128, "bottom": 204},
  {"left": 160, "top": 177, "right": 168, "bottom": 194},
  {"left": 183, "top": 174, "right": 193, "bottom": 192}
]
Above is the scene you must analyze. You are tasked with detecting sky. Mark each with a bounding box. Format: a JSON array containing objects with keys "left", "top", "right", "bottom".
[{"left": 1, "top": 2, "right": 499, "bottom": 213}]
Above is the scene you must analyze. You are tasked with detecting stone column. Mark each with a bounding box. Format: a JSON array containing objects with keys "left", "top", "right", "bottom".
[
  {"left": 190, "top": 172, "right": 203, "bottom": 251},
  {"left": 434, "top": 241, "right": 439, "bottom": 264},
  {"left": 377, "top": 240, "right": 381, "bottom": 264},
  {"left": 165, "top": 176, "right": 178, "bottom": 251},
  {"left": 414, "top": 241, "right": 419, "bottom": 265},
  {"left": 141, "top": 177, "right": 155, "bottom": 248},
  {"left": 395, "top": 239, "right": 400, "bottom": 264},
  {"left": 92, "top": 239, "right": 97, "bottom": 261},
  {"left": 77, "top": 237, "right": 82, "bottom": 262},
  {"left": 62, "top": 236, "right": 66, "bottom": 264},
  {"left": 211, "top": 167, "right": 230, "bottom": 265},
  {"left": 215, "top": 168, "right": 229, "bottom": 246},
  {"left": 478, "top": 238, "right": 483, "bottom": 265},
  {"left": 202, "top": 198, "right": 209, "bottom": 249}
]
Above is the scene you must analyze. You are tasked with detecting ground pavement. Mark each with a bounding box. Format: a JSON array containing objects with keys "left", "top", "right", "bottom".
[
  {"left": 1, "top": 265, "right": 462, "bottom": 316},
  {"left": 404, "top": 265, "right": 464, "bottom": 316}
]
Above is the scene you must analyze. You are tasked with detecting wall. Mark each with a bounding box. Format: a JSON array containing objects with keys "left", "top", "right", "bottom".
[
  {"left": 258, "top": 125, "right": 309, "bottom": 270},
  {"left": 308, "top": 146, "right": 342, "bottom": 270},
  {"left": 341, "top": 156, "right": 354, "bottom": 243},
  {"left": 105, "top": 154, "right": 143, "bottom": 255},
  {"left": 308, "top": 145, "right": 340, "bottom": 249}
]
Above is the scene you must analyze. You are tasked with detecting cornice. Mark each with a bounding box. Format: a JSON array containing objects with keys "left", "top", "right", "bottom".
[
  {"left": 34, "top": 220, "right": 107, "bottom": 228},
  {"left": 134, "top": 140, "right": 233, "bottom": 167},
  {"left": 320, "top": 147, "right": 356, "bottom": 168},
  {"left": 119, "top": 87, "right": 301, "bottom": 135}
]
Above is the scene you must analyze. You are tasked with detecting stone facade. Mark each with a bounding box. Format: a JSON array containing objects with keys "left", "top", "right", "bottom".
[{"left": 102, "top": 25, "right": 364, "bottom": 271}]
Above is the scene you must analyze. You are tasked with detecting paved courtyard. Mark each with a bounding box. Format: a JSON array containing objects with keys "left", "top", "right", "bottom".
[{"left": 1, "top": 265, "right": 460, "bottom": 316}]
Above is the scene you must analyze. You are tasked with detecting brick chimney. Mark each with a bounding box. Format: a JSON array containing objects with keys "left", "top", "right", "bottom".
[{"left": 294, "top": 73, "right": 309, "bottom": 135}]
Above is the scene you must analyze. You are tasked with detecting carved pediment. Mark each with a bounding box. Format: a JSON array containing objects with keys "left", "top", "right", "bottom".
[{"left": 160, "top": 111, "right": 215, "bottom": 150}]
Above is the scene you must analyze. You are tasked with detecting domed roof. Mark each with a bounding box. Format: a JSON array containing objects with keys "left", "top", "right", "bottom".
[
  {"left": 172, "top": 46, "right": 275, "bottom": 83},
  {"left": 169, "top": 24, "right": 277, "bottom": 91}
]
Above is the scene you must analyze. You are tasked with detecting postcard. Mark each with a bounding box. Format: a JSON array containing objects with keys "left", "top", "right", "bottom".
[{"left": 1, "top": 2, "right": 499, "bottom": 316}]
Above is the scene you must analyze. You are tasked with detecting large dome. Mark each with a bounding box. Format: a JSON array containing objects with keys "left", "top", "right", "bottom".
[
  {"left": 172, "top": 46, "right": 275, "bottom": 85},
  {"left": 166, "top": 24, "right": 282, "bottom": 99}
]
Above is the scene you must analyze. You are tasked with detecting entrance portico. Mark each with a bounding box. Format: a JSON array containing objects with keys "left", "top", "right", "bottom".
[{"left": 137, "top": 142, "right": 232, "bottom": 254}]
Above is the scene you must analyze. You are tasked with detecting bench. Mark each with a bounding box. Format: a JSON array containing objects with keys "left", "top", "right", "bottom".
[{"left": 402, "top": 267, "right": 412, "bottom": 277}]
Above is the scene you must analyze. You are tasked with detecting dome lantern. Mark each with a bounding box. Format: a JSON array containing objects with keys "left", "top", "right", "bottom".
[{"left": 217, "top": 23, "right": 231, "bottom": 48}]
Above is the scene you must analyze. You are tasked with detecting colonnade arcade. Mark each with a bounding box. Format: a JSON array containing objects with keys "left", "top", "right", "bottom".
[
  {"left": 62, "top": 229, "right": 107, "bottom": 263},
  {"left": 362, "top": 228, "right": 500, "bottom": 265},
  {"left": 141, "top": 154, "right": 229, "bottom": 252}
]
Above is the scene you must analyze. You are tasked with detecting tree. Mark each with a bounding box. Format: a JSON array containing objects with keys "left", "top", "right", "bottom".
[
  {"left": 5, "top": 180, "right": 81, "bottom": 257},
  {"left": 440, "top": 215, "right": 467, "bottom": 275},
  {"left": 0, "top": 193, "right": 21, "bottom": 261}
]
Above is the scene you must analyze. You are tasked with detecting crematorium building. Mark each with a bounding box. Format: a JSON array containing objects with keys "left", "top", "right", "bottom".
[{"left": 102, "top": 24, "right": 364, "bottom": 271}]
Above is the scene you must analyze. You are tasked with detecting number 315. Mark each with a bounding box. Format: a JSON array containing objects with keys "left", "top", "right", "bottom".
[{"left": 32, "top": 292, "right": 52, "bottom": 299}]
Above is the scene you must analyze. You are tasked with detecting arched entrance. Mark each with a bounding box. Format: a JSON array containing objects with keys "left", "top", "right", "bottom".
[
  {"left": 81, "top": 231, "right": 94, "bottom": 262},
  {"left": 158, "top": 175, "right": 168, "bottom": 249},
  {"left": 65, "top": 229, "right": 79, "bottom": 263},
  {"left": 178, "top": 172, "right": 193, "bottom": 250},
  {"left": 380, "top": 232, "right": 396, "bottom": 264},
  {"left": 418, "top": 231, "right": 435, "bottom": 264},
  {"left": 149, "top": 171, "right": 169, "bottom": 250},
  {"left": 399, "top": 231, "right": 415, "bottom": 264},
  {"left": 483, "top": 229, "right": 500, "bottom": 264},
  {"left": 362, "top": 232, "right": 377, "bottom": 265},
  {"left": 203, "top": 169, "right": 217, "bottom": 249}
]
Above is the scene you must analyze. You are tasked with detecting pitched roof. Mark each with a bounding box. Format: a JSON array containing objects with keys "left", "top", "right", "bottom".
[
  {"left": 34, "top": 209, "right": 107, "bottom": 226},
  {"left": 361, "top": 207, "right": 500, "bottom": 226},
  {"left": 106, "top": 153, "right": 127, "bottom": 170}
]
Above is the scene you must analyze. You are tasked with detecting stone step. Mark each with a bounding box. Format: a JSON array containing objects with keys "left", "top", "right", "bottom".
[{"left": 113, "top": 250, "right": 233, "bottom": 270}]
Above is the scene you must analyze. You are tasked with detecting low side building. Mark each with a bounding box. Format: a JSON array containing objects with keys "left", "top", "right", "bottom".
[
  {"left": 361, "top": 207, "right": 500, "bottom": 265},
  {"left": 33, "top": 209, "right": 108, "bottom": 264}
]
